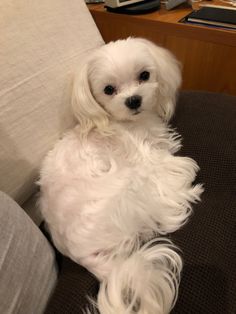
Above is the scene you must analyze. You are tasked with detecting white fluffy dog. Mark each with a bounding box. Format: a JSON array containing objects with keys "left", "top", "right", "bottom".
[{"left": 39, "top": 38, "right": 203, "bottom": 314}]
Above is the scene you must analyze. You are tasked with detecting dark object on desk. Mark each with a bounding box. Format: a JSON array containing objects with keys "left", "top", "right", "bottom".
[
  {"left": 182, "top": 7, "right": 236, "bottom": 30},
  {"left": 105, "top": 0, "right": 160, "bottom": 14},
  {"left": 85, "top": 0, "right": 104, "bottom": 3}
]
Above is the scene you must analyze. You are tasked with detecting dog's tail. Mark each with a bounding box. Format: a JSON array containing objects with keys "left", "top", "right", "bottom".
[{"left": 92, "top": 239, "right": 182, "bottom": 314}]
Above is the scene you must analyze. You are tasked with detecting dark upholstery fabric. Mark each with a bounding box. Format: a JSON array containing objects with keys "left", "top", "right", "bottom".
[
  {"left": 171, "top": 91, "right": 236, "bottom": 314},
  {"left": 44, "top": 257, "right": 99, "bottom": 314},
  {"left": 45, "top": 91, "right": 236, "bottom": 314}
]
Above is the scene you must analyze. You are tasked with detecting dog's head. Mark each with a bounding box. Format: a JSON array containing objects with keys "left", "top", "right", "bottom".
[{"left": 72, "top": 38, "right": 181, "bottom": 134}]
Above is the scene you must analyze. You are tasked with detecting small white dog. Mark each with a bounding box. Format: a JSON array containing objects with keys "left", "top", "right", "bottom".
[{"left": 39, "top": 38, "right": 203, "bottom": 314}]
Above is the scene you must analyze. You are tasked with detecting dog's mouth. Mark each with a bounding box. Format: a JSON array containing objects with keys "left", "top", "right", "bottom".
[{"left": 132, "top": 110, "right": 141, "bottom": 116}]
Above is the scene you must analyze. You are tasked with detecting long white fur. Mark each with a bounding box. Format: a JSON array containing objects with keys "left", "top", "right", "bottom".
[{"left": 39, "top": 38, "right": 203, "bottom": 314}]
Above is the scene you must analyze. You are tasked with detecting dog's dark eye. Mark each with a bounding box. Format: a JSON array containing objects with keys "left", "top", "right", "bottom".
[
  {"left": 104, "top": 85, "right": 115, "bottom": 95},
  {"left": 139, "top": 71, "right": 150, "bottom": 82}
]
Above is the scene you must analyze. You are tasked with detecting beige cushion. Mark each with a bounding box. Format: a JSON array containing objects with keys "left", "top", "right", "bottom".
[{"left": 0, "top": 0, "right": 104, "bottom": 204}]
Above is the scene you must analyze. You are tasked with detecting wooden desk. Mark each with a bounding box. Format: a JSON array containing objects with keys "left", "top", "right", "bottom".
[{"left": 88, "top": 3, "right": 236, "bottom": 95}]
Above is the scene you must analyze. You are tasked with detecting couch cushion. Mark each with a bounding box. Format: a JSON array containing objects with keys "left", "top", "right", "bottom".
[
  {"left": 0, "top": 0, "right": 104, "bottom": 205},
  {"left": 171, "top": 91, "right": 236, "bottom": 314},
  {"left": 44, "top": 91, "right": 236, "bottom": 314}
]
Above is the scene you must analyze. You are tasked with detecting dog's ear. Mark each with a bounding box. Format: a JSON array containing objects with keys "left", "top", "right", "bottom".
[
  {"left": 139, "top": 39, "right": 182, "bottom": 121},
  {"left": 72, "top": 57, "right": 109, "bottom": 135}
]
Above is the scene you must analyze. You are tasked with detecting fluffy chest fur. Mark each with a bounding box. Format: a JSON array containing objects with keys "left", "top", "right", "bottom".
[{"left": 39, "top": 114, "right": 202, "bottom": 272}]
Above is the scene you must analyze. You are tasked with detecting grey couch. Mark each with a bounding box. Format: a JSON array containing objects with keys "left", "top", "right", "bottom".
[{"left": 1, "top": 0, "right": 236, "bottom": 313}]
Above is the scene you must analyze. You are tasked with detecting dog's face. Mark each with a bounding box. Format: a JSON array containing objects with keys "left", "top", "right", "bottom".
[
  {"left": 89, "top": 40, "right": 159, "bottom": 121},
  {"left": 72, "top": 38, "right": 181, "bottom": 133}
]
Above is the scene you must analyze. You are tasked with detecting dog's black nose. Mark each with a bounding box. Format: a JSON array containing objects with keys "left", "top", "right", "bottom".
[{"left": 125, "top": 95, "right": 142, "bottom": 110}]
